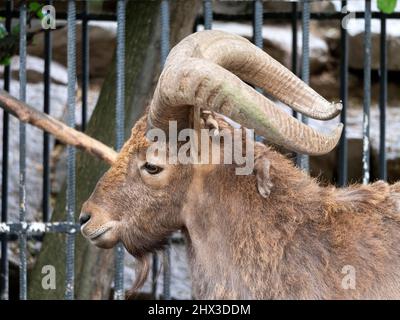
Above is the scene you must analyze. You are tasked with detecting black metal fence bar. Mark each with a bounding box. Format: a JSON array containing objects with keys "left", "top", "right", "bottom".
[
  {"left": 0, "top": 222, "right": 80, "bottom": 235},
  {"left": 253, "top": 0, "right": 263, "bottom": 95},
  {"left": 113, "top": 0, "right": 126, "bottom": 301},
  {"left": 160, "top": 1, "right": 170, "bottom": 65},
  {"left": 65, "top": 0, "right": 77, "bottom": 300},
  {"left": 81, "top": 0, "right": 89, "bottom": 132},
  {"left": 253, "top": 0, "right": 263, "bottom": 48},
  {"left": 1, "top": 0, "right": 12, "bottom": 301},
  {"left": 363, "top": 0, "right": 372, "bottom": 185},
  {"left": 160, "top": 0, "right": 171, "bottom": 301},
  {"left": 43, "top": 1, "right": 52, "bottom": 223},
  {"left": 297, "top": 0, "right": 310, "bottom": 171},
  {"left": 379, "top": 15, "right": 387, "bottom": 181},
  {"left": 0, "top": 11, "right": 117, "bottom": 20},
  {"left": 291, "top": 2, "right": 298, "bottom": 119},
  {"left": 338, "top": 1, "right": 349, "bottom": 186},
  {"left": 18, "top": 2, "right": 27, "bottom": 300},
  {"left": 203, "top": 0, "right": 213, "bottom": 30}
]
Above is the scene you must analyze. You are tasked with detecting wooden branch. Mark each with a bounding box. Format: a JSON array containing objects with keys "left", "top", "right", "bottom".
[{"left": 0, "top": 89, "right": 117, "bottom": 165}]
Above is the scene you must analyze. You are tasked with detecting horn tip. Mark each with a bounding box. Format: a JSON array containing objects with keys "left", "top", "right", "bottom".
[
  {"left": 319, "top": 102, "right": 342, "bottom": 120},
  {"left": 334, "top": 102, "right": 343, "bottom": 112}
]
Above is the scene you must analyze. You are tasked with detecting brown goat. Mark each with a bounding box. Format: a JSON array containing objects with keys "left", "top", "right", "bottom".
[
  {"left": 77, "top": 31, "right": 400, "bottom": 299},
  {"left": 80, "top": 114, "right": 400, "bottom": 299}
]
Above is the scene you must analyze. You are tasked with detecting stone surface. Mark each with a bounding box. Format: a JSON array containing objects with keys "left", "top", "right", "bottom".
[
  {"left": 0, "top": 55, "right": 68, "bottom": 223},
  {"left": 211, "top": 0, "right": 336, "bottom": 15},
  {"left": 198, "top": 21, "right": 330, "bottom": 74},
  {"left": 322, "top": 1, "right": 400, "bottom": 71},
  {"left": 307, "top": 105, "right": 400, "bottom": 184},
  {"left": 28, "top": 21, "right": 117, "bottom": 78},
  {"left": 348, "top": 32, "right": 400, "bottom": 71}
]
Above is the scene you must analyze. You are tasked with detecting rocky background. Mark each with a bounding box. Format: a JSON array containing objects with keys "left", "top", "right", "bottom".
[{"left": 0, "top": 1, "right": 399, "bottom": 299}]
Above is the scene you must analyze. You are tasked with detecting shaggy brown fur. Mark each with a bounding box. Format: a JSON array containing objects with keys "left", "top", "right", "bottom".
[{"left": 81, "top": 115, "right": 400, "bottom": 299}]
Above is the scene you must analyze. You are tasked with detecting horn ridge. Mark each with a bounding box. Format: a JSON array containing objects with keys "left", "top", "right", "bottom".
[{"left": 148, "top": 30, "right": 343, "bottom": 155}]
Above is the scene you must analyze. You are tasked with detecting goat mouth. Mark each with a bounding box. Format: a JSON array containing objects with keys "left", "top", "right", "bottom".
[{"left": 85, "top": 226, "right": 113, "bottom": 241}]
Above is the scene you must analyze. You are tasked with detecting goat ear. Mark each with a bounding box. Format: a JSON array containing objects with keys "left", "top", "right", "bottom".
[{"left": 254, "top": 150, "right": 273, "bottom": 198}]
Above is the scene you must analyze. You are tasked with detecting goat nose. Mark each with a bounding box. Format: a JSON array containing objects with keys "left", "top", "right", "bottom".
[{"left": 79, "top": 213, "right": 91, "bottom": 226}]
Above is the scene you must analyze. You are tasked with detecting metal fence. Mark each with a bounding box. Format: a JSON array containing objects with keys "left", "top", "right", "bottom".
[{"left": 0, "top": 0, "right": 395, "bottom": 300}]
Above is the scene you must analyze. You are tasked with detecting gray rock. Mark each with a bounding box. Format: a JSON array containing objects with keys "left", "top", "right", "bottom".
[
  {"left": 0, "top": 55, "right": 69, "bottom": 223},
  {"left": 309, "top": 106, "right": 400, "bottom": 184},
  {"left": 321, "top": 0, "right": 400, "bottom": 71},
  {"left": 348, "top": 32, "right": 400, "bottom": 71},
  {"left": 198, "top": 21, "right": 330, "bottom": 74},
  {"left": 28, "top": 21, "right": 116, "bottom": 78},
  {"left": 211, "top": 0, "right": 336, "bottom": 15}
]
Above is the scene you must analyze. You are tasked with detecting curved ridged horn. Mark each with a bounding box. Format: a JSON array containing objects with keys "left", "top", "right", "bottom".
[{"left": 148, "top": 30, "right": 343, "bottom": 155}]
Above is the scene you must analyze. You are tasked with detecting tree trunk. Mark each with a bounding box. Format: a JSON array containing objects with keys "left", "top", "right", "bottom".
[{"left": 28, "top": 0, "right": 201, "bottom": 299}]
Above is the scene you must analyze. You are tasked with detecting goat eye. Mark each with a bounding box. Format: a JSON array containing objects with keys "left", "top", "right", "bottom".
[{"left": 142, "top": 162, "right": 163, "bottom": 175}]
